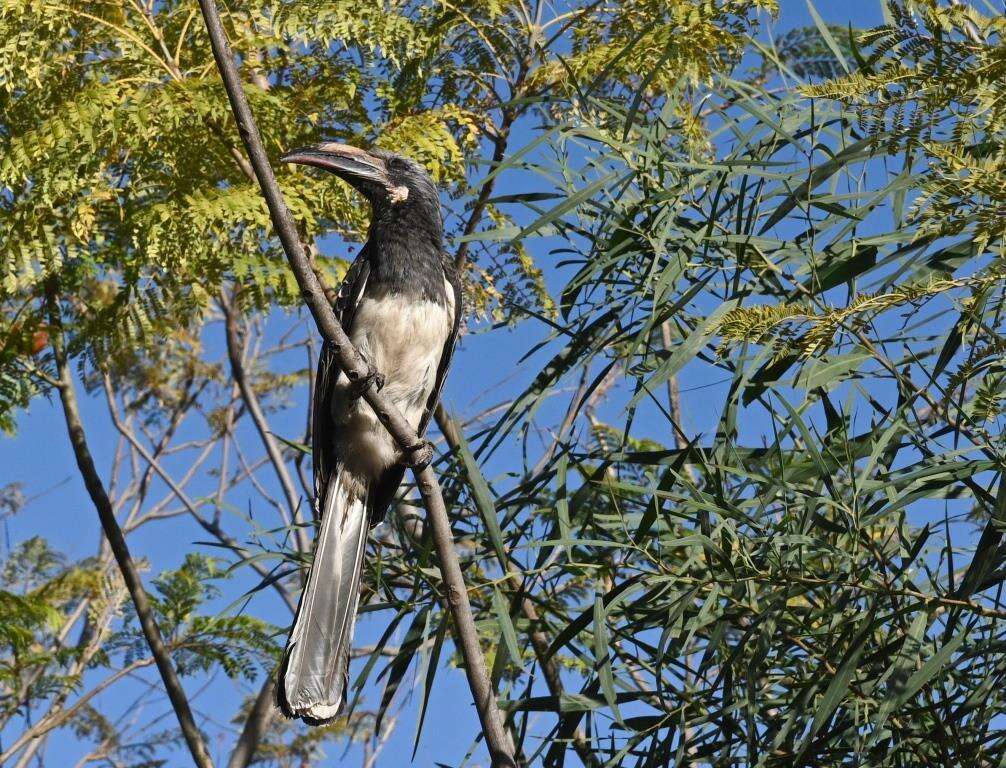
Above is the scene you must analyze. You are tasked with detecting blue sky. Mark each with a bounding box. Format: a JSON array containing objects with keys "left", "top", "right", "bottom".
[{"left": 0, "top": 2, "right": 910, "bottom": 766}]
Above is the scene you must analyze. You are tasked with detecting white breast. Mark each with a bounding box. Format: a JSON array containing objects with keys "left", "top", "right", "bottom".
[{"left": 332, "top": 279, "right": 455, "bottom": 478}]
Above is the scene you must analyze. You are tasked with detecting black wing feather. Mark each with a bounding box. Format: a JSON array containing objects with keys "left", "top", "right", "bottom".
[{"left": 312, "top": 245, "right": 371, "bottom": 520}]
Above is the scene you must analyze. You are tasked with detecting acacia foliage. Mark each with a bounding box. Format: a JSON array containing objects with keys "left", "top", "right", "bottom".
[
  {"left": 0, "top": 0, "right": 772, "bottom": 430},
  {"left": 802, "top": 0, "right": 1006, "bottom": 251}
]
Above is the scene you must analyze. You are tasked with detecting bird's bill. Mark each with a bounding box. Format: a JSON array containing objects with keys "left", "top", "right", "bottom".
[{"left": 281, "top": 143, "right": 389, "bottom": 189}]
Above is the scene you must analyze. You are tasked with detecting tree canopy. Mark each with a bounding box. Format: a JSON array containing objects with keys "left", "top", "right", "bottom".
[{"left": 3, "top": 1, "right": 1006, "bottom": 766}]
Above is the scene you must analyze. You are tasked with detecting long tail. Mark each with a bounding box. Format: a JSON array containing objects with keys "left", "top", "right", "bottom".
[{"left": 278, "top": 468, "right": 368, "bottom": 723}]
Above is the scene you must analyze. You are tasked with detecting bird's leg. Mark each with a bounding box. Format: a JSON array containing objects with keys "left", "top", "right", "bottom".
[
  {"left": 347, "top": 365, "right": 385, "bottom": 399},
  {"left": 401, "top": 439, "right": 435, "bottom": 469}
]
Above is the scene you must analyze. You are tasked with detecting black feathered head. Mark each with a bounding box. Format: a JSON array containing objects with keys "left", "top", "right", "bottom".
[{"left": 282, "top": 143, "right": 440, "bottom": 228}]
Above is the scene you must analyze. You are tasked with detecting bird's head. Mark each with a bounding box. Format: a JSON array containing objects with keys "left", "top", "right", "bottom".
[{"left": 281, "top": 142, "right": 440, "bottom": 223}]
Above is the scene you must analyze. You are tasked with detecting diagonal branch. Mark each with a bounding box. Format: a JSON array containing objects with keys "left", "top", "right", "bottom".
[
  {"left": 453, "top": 123, "right": 512, "bottom": 271},
  {"left": 436, "top": 405, "right": 597, "bottom": 767},
  {"left": 101, "top": 373, "right": 297, "bottom": 614},
  {"left": 194, "top": 3, "right": 518, "bottom": 766},
  {"left": 226, "top": 670, "right": 277, "bottom": 768},
  {"left": 221, "top": 293, "right": 307, "bottom": 551},
  {"left": 45, "top": 288, "right": 214, "bottom": 768},
  {"left": 220, "top": 291, "right": 310, "bottom": 555}
]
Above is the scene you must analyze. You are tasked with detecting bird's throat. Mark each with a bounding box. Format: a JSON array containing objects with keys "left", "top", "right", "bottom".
[{"left": 367, "top": 220, "right": 447, "bottom": 306}]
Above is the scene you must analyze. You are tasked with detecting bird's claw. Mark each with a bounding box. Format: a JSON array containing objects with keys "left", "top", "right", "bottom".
[
  {"left": 402, "top": 439, "right": 435, "bottom": 469},
  {"left": 348, "top": 367, "right": 385, "bottom": 399}
]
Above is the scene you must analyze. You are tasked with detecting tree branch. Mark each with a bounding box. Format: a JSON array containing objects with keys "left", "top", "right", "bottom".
[
  {"left": 45, "top": 289, "right": 213, "bottom": 768},
  {"left": 453, "top": 122, "right": 513, "bottom": 272},
  {"left": 0, "top": 657, "right": 157, "bottom": 765},
  {"left": 194, "top": 4, "right": 518, "bottom": 765},
  {"left": 220, "top": 291, "right": 309, "bottom": 555},
  {"left": 435, "top": 407, "right": 597, "bottom": 767},
  {"left": 226, "top": 671, "right": 276, "bottom": 768},
  {"left": 660, "top": 321, "right": 687, "bottom": 452},
  {"left": 101, "top": 373, "right": 297, "bottom": 614}
]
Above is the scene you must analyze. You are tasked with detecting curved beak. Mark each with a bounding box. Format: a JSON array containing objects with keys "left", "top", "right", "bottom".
[{"left": 281, "top": 142, "right": 390, "bottom": 191}]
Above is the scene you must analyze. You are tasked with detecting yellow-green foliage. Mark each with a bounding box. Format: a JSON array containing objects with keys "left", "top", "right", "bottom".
[
  {"left": 803, "top": 0, "right": 1006, "bottom": 250},
  {"left": 719, "top": 265, "right": 1006, "bottom": 360},
  {"left": 0, "top": 0, "right": 781, "bottom": 426},
  {"left": 533, "top": 0, "right": 777, "bottom": 92},
  {"left": 0, "top": 0, "right": 509, "bottom": 426},
  {"left": 0, "top": 536, "right": 118, "bottom": 701}
]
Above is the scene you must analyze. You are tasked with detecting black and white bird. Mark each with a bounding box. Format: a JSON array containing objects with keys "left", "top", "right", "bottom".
[{"left": 276, "top": 143, "right": 461, "bottom": 724}]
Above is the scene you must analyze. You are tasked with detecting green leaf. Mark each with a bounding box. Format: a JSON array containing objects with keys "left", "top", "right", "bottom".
[
  {"left": 796, "top": 613, "right": 875, "bottom": 760},
  {"left": 517, "top": 171, "right": 627, "bottom": 240},
  {"left": 454, "top": 428, "right": 508, "bottom": 568},
  {"left": 412, "top": 615, "right": 448, "bottom": 758},
  {"left": 493, "top": 586, "right": 522, "bottom": 667},
  {"left": 794, "top": 350, "right": 870, "bottom": 391},
  {"left": 871, "top": 631, "right": 966, "bottom": 741},
  {"left": 759, "top": 136, "right": 876, "bottom": 234},
  {"left": 806, "top": 1, "right": 851, "bottom": 74},
  {"left": 593, "top": 595, "right": 623, "bottom": 724},
  {"left": 629, "top": 300, "right": 738, "bottom": 408}
]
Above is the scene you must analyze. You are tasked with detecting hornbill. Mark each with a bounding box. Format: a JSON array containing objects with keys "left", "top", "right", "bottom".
[{"left": 277, "top": 143, "right": 461, "bottom": 724}]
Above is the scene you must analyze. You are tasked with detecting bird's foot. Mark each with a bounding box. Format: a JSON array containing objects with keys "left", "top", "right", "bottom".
[
  {"left": 402, "top": 439, "right": 435, "bottom": 470},
  {"left": 347, "top": 366, "right": 385, "bottom": 400}
]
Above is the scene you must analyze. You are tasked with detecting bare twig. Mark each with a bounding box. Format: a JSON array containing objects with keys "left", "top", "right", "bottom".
[
  {"left": 101, "top": 374, "right": 297, "bottom": 614},
  {"left": 194, "top": 4, "right": 518, "bottom": 765},
  {"left": 226, "top": 671, "right": 277, "bottom": 768},
  {"left": 659, "top": 321, "right": 687, "bottom": 451},
  {"left": 453, "top": 122, "right": 512, "bottom": 271},
  {"left": 221, "top": 292, "right": 309, "bottom": 554},
  {"left": 362, "top": 708, "right": 400, "bottom": 768},
  {"left": 1, "top": 657, "right": 157, "bottom": 764},
  {"left": 530, "top": 365, "right": 590, "bottom": 476},
  {"left": 44, "top": 286, "right": 213, "bottom": 768}
]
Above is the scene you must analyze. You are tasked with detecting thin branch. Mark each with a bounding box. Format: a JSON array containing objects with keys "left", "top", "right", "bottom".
[
  {"left": 362, "top": 708, "right": 400, "bottom": 768},
  {"left": 45, "top": 288, "right": 214, "bottom": 768},
  {"left": 529, "top": 365, "right": 590, "bottom": 476},
  {"left": 1, "top": 657, "right": 157, "bottom": 764},
  {"left": 215, "top": 384, "right": 239, "bottom": 512},
  {"left": 220, "top": 292, "right": 309, "bottom": 554},
  {"left": 194, "top": 5, "right": 518, "bottom": 764},
  {"left": 6, "top": 573, "right": 126, "bottom": 765},
  {"left": 435, "top": 408, "right": 597, "bottom": 767},
  {"left": 453, "top": 123, "right": 513, "bottom": 271},
  {"left": 101, "top": 374, "right": 297, "bottom": 614},
  {"left": 519, "top": 595, "right": 597, "bottom": 766},
  {"left": 295, "top": 337, "right": 316, "bottom": 503},
  {"left": 226, "top": 670, "right": 277, "bottom": 768}
]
